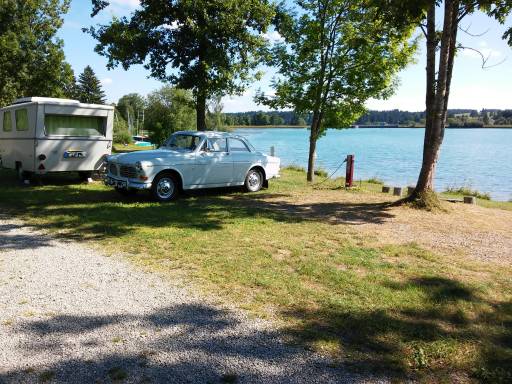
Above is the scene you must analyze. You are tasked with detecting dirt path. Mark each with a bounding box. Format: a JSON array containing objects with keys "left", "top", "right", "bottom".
[
  {"left": 238, "top": 189, "right": 512, "bottom": 264},
  {"left": 0, "top": 216, "right": 378, "bottom": 384}
]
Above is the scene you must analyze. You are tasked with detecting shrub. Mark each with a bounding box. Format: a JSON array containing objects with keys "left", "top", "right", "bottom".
[
  {"left": 314, "top": 168, "right": 328, "bottom": 178},
  {"left": 367, "top": 177, "right": 384, "bottom": 184},
  {"left": 285, "top": 165, "right": 306, "bottom": 172},
  {"left": 444, "top": 186, "right": 491, "bottom": 200},
  {"left": 113, "top": 129, "right": 133, "bottom": 145}
]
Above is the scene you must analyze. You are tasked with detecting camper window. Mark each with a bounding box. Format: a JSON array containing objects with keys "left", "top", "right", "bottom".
[
  {"left": 2, "top": 111, "right": 12, "bottom": 132},
  {"left": 15, "top": 109, "right": 29, "bottom": 131},
  {"left": 44, "top": 115, "right": 106, "bottom": 137}
]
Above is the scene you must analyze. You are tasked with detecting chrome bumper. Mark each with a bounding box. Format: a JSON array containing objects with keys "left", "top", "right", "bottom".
[{"left": 105, "top": 175, "right": 152, "bottom": 190}]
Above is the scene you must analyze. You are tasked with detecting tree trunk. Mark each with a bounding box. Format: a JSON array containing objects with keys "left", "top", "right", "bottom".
[
  {"left": 196, "top": 89, "right": 207, "bottom": 131},
  {"left": 413, "top": 0, "right": 458, "bottom": 199},
  {"left": 307, "top": 112, "right": 320, "bottom": 182}
]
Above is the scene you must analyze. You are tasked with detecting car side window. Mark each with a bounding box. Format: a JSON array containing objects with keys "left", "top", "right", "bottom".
[
  {"left": 229, "top": 138, "right": 250, "bottom": 152},
  {"left": 207, "top": 138, "right": 227, "bottom": 152}
]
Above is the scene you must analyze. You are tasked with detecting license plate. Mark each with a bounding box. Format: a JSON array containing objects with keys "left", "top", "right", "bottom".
[
  {"left": 63, "top": 151, "right": 87, "bottom": 159},
  {"left": 107, "top": 177, "right": 127, "bottom": 189}
]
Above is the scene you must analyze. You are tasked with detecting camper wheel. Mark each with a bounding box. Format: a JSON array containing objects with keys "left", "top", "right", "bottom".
[
  {"left": 15, "top": 163, "right": 32, "bottom": 184},
  {"left": 78, "top": 171, "right": 93, "bottom": 182}
]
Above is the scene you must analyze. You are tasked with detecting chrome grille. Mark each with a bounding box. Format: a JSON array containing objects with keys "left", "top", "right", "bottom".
[
  {"left": 120, "top": 165, "right": 137, "bottom": 178},
  {"left": 109, "top": 163, "right": 118, "bottom": 176}
]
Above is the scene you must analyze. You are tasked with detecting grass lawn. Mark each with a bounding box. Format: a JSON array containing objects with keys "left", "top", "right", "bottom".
[{"left": 0, "top": 168, "right": 511, "bottom": 383}]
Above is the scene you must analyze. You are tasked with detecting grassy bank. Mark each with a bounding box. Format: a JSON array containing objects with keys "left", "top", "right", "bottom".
[{"left": 0, "top": 168, "right": 511, "bottom": 382}]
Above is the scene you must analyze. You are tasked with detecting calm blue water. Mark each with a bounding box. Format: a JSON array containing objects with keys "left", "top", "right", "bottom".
[{"left": 235, "top": 128, "right": 512, "bottom": 201}]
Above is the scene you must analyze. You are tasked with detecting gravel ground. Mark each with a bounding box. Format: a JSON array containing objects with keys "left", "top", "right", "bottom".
[{"left": 0, "top": 216, "right": 381, "bottom": 384}]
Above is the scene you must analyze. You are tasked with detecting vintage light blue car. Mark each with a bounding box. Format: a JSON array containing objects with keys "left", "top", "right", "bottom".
[{"left": 105, "top": 131, "right": 281, "bottom": 201}]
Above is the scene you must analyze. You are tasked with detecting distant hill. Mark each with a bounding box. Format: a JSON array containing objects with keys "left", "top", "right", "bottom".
[{"left": 224, "top": 109, "right": 512, "bottom": 127}]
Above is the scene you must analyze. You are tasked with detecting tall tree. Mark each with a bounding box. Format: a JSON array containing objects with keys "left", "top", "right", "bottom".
[
  {"left": 258, "top": 0, "right": 416, "bottom": 181},
  {"left": 87, "top": 0, "right": 275, "bottom": 131},
  {"left": 0, "top": 0, "right": 74, "bottom": 106},
  {"left": 376, "top": 0, "right": 512, "bottom": 207},
  {"left": 144, "top": 85, "right": 196, "bottom": 145},
  {"left": 117, "top": 93, "right": 146, "bottom": 135},
  {"left": 63, "top": 73, "right": 82, "bottom": 100},
  {"left": 206, "top": 96, "right": 226, "bottom": 131},
  {"left": 77, "top": 65, "right": 106, "bottom": 104}
]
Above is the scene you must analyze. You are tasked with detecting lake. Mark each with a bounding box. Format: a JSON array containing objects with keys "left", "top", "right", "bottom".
[{"left": 235, "top": 127, "right": 512, "bottom": 201}]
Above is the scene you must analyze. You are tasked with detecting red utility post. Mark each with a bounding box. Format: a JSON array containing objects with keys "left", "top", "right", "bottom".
[{"left": 345, "top": 154, "right": 355, "bottom": 188}]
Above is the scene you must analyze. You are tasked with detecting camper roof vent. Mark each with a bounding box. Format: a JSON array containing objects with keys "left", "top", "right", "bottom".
[{"left": 12, "top": 97, "right": 81, "bottom": 105}]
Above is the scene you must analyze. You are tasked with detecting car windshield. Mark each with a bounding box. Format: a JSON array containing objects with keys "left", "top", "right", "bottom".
[{"left": 164, "top": 134, "right": 201, "bottom": 151}]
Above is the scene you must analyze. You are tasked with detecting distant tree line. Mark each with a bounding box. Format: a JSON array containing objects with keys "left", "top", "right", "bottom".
[
  {"left": 222, "top": 109, "right": 512, "bottom": 127},
  {"left": 223, "top": 111, "right": 308, "bottom": 126}
]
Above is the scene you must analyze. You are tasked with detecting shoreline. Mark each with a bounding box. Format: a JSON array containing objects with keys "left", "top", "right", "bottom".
[{"left": 232, "top": 125, "right": 512, "bottom": 129}]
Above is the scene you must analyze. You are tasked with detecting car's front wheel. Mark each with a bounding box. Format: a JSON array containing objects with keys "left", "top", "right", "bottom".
[
  {"left": 151, "top": 173, "right": 179, "bottom": 202},
  {"left": 244, "top": 168, "right": 263, "bottom": 192}
]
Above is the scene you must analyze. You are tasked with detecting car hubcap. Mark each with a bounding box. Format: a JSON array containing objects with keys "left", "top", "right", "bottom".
[
  {"left": 157, "top": 178, "right": 174, "bottom": 199},
  {"left": 248, "top": 171, "right": 260, "bottom": 190}
]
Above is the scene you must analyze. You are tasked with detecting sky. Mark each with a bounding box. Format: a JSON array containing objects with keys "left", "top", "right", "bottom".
[{"left": 60, "top": 0, "right": 512, "bottom": 112}]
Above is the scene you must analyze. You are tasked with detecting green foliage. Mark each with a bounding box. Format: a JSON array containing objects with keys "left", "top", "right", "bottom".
[
  {"left": 367, "top": 177, "right": 384, "bottom": 185},
  {"left": 259, "top": 0, "right": 416, "bottom": 130},
  {"left": 284, "top": 165, "right": 306, "bottom": 172},
  {"left": 117, "top": 93, "right": 145, "bottom": 135},
  {"left": 444, "top": 187, "right": 491, "bottom": 200},
  {"left": 77, "top": 66, "right": 106, "bottom": 104},
  {"left": 314, "top": 168, "right": 328, "bottom": 178},
  {"left": 0, "top": 0, "right": 74, "bottom": 106},
  {"left": 113, "top": 110, "right": 132, "bottom": 144},
  {"left": 87, "top": 0, "right": 276, "bottom": 130},
  {"left": 407, "top": 190, "right": 443, "bottom": 212},
  {"left": 257, "top": 0, "right": 416, "bottom": 179},
  {"left": 144, "top": 86, "right": 196, "bottom": 145},
  {"left": 224, "top": 111, "right": 307, "bottom": 126},
  {"left": 206, "top": 96, "right": 227, "bottom": 131}
]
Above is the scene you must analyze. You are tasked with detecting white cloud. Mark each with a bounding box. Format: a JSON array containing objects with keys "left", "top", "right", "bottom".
[
  {"left": 460, "top": 47, "right": 502, "bottom": 60},
  {"left": 448, "top": 84, "right": 512, "bottom": 109},
  {"left": 101, "top": 77, "right": 113, "bottom": 86},
  {"left": 109, "top": 0, "right": 140, "bottom": 8},
  {"left": 102, "top": 0, "right": 140, "bottom": 17},
  {"left": 262, "top": 30, "right": 284, "bottom": 43},
  {"left": 459, "top": 40, "right": 502, "bottom": 61}
]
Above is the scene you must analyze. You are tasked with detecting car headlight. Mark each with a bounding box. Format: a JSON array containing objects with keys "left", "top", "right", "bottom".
[{"left": 135, "top": 161, "right": 143, "bottom": 172}]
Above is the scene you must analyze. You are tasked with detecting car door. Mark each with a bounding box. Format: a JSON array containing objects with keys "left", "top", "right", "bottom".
[
  {"left": 194, "top": 138, "right": 233, "bottom": 185},
  {"left": 228, "top": 137, "right": 254, "bottom": 183}
]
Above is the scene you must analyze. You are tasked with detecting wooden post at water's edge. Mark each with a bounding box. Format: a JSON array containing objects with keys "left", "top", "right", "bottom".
[{"left": 464, "top": 196, "right": 476, "bottom": 204}]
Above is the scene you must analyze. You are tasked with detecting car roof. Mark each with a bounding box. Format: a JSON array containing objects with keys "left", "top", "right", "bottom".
[{"left": 173, "top": 130, "right": 246, "bottom": 140}]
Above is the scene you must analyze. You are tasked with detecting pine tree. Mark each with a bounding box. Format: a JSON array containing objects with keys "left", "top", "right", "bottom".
[{"left": 77, "top": 66, "right": 106, "bottom": 104}]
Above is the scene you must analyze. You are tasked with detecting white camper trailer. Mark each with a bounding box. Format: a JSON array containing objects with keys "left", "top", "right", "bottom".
[{"left": 0, "top": 97, "right": 114, "bottom": 181}]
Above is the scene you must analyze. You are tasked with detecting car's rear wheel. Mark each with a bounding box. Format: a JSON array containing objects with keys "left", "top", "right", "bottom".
[
  {"left": 151, "top": 173, "right": 179, "bottom": 202},
  {"left": 244, "top": 168, "right": 263, "bottom": 192}
]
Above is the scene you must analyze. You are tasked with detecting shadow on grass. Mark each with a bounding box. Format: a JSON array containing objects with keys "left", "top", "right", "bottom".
[
  {"left": 0, "top": 171, "right": 395, "bottom": 244},
  {"left": 281, "top": 276, "right": 512, "bottom": 381},
  {"left": 1, "top": 303, "right": 350, "bottom": 384}
]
